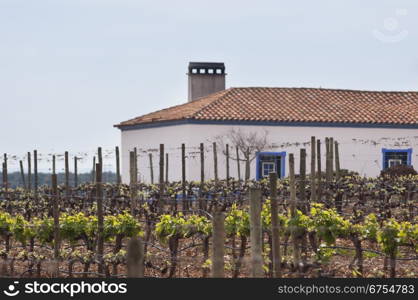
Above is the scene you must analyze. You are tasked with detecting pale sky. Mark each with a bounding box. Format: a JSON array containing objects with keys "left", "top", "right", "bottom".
[{"left": 1, "top": 0, "right": 417, "bottom": 171}]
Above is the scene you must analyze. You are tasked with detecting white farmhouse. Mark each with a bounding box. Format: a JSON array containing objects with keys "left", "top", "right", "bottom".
[{"left": 115, "top": 62, "right": 418, "bottom": 183}]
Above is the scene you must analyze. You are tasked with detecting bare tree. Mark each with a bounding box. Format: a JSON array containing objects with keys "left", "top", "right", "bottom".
[{"left": 213, "top": 128, "right": 270, "bottom": 180}]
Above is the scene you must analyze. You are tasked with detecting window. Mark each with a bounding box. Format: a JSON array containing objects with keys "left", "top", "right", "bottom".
[
  {"left": 262, "top": 162, "right": 275, "bottom": 178},
  {"left": 256, "top": 152, "right": 286, "bottom": 180},
  {"left": 382, "top": 148, "right": 412, "bottom": 169}
]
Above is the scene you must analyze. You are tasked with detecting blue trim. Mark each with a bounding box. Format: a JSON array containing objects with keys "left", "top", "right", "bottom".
[
  {"left": 381, "top": 148, "right": 413, "bottom": 169},
  {"left": 116, "top": 119, "right": 418, "bottom": 131},
  {"left": 256, "top": 151, "right": 286, "bottom": 180}
]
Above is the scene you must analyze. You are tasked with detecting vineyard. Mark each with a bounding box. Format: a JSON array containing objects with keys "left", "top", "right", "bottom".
[{"left": 0, "top": 141, "right": 417, "bottom": 279}]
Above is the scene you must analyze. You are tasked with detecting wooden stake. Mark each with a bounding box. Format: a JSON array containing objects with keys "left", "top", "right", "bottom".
[
  {"left": 299, "top": 148, "right": 307, "bottom": 213},
  {"left": 212, "top": 211, "right": 225, "bottom": 278},
  {"left": 316, "top": 139, "right": 322, "bottom": 202},
  {"left": 165, "top": 153, "right": 169, "bottom": 183},
  {"left": 310, "top": 137, "right": 316, "bottom": 202},
  {"left": 74, "top": 156, "right": 78, "bottom": 187},
  {"left": 149, "top": 153, "right": 154, "bottom": 184},
  {"left": 269, "top": 172, "right": 281, "bottom": 278},
  {"left": 116, "top": 146, "right": 121, "bottom": 184},
  {"left": 213, "top": 142, "right": 218, "bottom": 182},
  {"left": 200, "top": 143, "right": 205, "bottom": 184},
  {"left": 64, "top": 151, "right": 69, "bottom": 198},
  {"left": 335, "top": 141, "right": 341, "bottom": 180},
  {"left": 91, "top": 156, "right": 96, "bottom": 183},
  {"left": 96, "top": 163, "right": 104, "bottom": 277},
  {"left": 289, "top": 153, "right": 300, "bottom": 270},
  {"left": 329, "top": 137, "right": 334, "bottom": 180},
  {"left": 34, "top": 150, "right": 38, "bottom": 195},
  {"left": 249, "top": 187, "right": 263, "bottom": 278},
  {"left": 159, "top": 144, "right": 165, "bottom": 208},
  {"left": 236, "top": 146, "right": 241, "bottom": 182},
  {"left": 52, "top": 155, "right": 56, "bottom": 175},
  {"left": 27, "top": 152, "right": 32, "bottom": 191},
  {"left": 52, "top": 174, "right": 60, "bottom": 277},
  {"left": 181, "top": 143, "right": 186, "bottom": 209},
  {"left": 225, "top": 144, "right": 230, "bottom": 185},
  {"left": 127, "top": 237, "right": 144, "bottom": 278}
]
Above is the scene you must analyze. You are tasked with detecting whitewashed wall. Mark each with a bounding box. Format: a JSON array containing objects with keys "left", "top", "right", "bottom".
[{"left": 120, "top": 123, "right": 418, "bottom": 183}]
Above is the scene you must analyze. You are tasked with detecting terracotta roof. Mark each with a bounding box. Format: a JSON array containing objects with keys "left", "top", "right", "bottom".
[{"left": 115, "top": 87, "right": 418, "bottom": 128}]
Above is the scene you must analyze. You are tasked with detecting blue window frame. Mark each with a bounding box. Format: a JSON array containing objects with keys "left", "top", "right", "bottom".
[
  {"left": 256, "top": 152, "right": 286, "bottom": 180},
  {"left": 381, "top": 148, "right": 412, "bottom": 169}
]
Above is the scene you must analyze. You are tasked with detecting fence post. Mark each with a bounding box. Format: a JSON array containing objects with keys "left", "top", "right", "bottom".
[
  {"left": 329, "top": 137, "right": 334, "bottom": 180},
  {"left": 134, "top": 147, "right": 138, "bottom": 183},
  {"left": 53, "top": 155, "right": 56, "bottom": 175},
  {"left": 181, "top": 144, "right": 187, "bottom": 209},
  {"left": 34, "top": 150, "right": 38, "bottom": 196},
  {"left": 116, "top": 146, "right": 121, "bottom": 184},
  {"left": 98, "top": 147, "right": 103, "bottom": 168},
  {"left": 19, "top": 160, "right": 26, "bottom": 189},
  {"left": 27, "top": 152, "right": 32, "bottom": 191},
  {"left": 245, "top": 148, "right": 250, "bottom": 182},
  {"left": 129, "top": 151, "right": 136, "bottom": 214},
  {"left": 299, "top": 148, "right": 307, "bottom": 213},
  {"left": 335, "top": 141, "right": 340, "bottom": 180},
  {"left": 200, "top": 143, "right": 205, "bottom": 183},
  {"left": 74, "top": 156, "right": 78, "bottom": 187},
  {"left": 64, "top": 151, "right": 70, "bottom": 199},
  {"left": 310, "top": 137, "right": 316, "bottom": 202},
  {"left": 249, "top": 187, "right": 263, "bottom": 278},
  {"left": 212, "top": 211, "right": 225, "bottom": 278},
  {"left": 127, "top": 237, "right": 144, "bottom": 278},
  {"left": 269, "top": 172, "right": 281, "bottom": 278},
  {"left": 159, "top": 144, "right": 165, "bottom": 209},
  {"left": 325, "top": 137, "right": 330, "bottom": 182},
  {"left": 148, "top": 153, "right": 154, "bottom": 184},
  {"left": 316, "top": 139, "right": 322, "bottom": 202},
  {"left": 52, "top": 174, "right": 60, "bottom": 277},
  {"left": 2, "top": 154, "right": 7, "bottom": 195},
  {"left": 236, "top": 146, "right": 241, "bottom": 183},
  {"left": 213, "top": 142, "right": 218, "bottom": 183},
  {"left": 289, "top": 153, "right": 300, "bottom": 270},
  {"left": 96, "top": 163, "right": 104, "bottom": 277},
  {"left": 165, "top": 153, "right": 169, "bottom": 183},
  {"left": 225, "top": 144, "right": 230, "bottom": 185}
]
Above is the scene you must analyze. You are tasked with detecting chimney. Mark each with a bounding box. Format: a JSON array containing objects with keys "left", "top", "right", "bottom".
[{"left": 187, "top": 62, "right": 226, "bottom": 102}]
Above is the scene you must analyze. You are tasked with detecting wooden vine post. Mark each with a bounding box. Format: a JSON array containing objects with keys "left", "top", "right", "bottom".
[
  {"left": 116, "top": 146, "right": 121, "bottom": 184},
  {"left": 127, "top": 237, "right": 144, "bottom": 278},
  {"left": 225, "top": 144, "right": 230, "bottom": 185},
  {"left": 329, "top": 137, "right": 334, "bottom": 180},
  {"left": 335, "top": 141, "right": 341, "bottom": 180},
  {"left": 212, "top": 211, "right": 225, "bottom": 278},
  {"left": 316, "top": 139, "right": 322, "bottom": 202},
  {"left": 236, "top": 146, "right": 241, "bottom": 183},
  {"left": 52, "top": 174, "right": 60, "bottom": 277},
  {"left": 74, "top": 156, "right": 78, "bottom": 187},
  {"left": 148, "top": 153, "right": 154, "bottom": 184},
  {"left": 249, "top": 187, "right": 263, "bottom": 278},
  {"left": 269, "top": 172, "right": 281, "bottom": 278},
  {"left": 289, "top": 153, "right": 300, "bottom": 270},
  {"left": 129, "top": 151, "right": 136, "bottom": 215},
  {"left": 199, "top": 143, "right": 205, "bottom": 210},
  {"left": 181, "top": 143, "right": 187, "bottom": 209},
  {"left": 159, "top": 144, "right": 165, "bottom": 210},
  {"left": 165, "top": 153, "right": 169, "bottom": 183},
  {"left": 213, "top": 142, "right": 218, "bottom": 183},
  {"left": 64, "top": 151, "right": 70, "bottom": 200},
  {"left": 96, "top": 163, "right": 104, "bottom": 277},
  {"left": 310, "top": 136, "right": 316, "bottom": 202},
  {"left": 34, "top": 150, "right": 38, "bottom": 197},
  {"left": 299, "top": 148, "right": 307, "bottom": 212},
  {"left": 27, "top": 151, "right": 32, "bottom": 191},
  {"left": 52, "top": 155, "right": 56, "bottom": 175}
]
